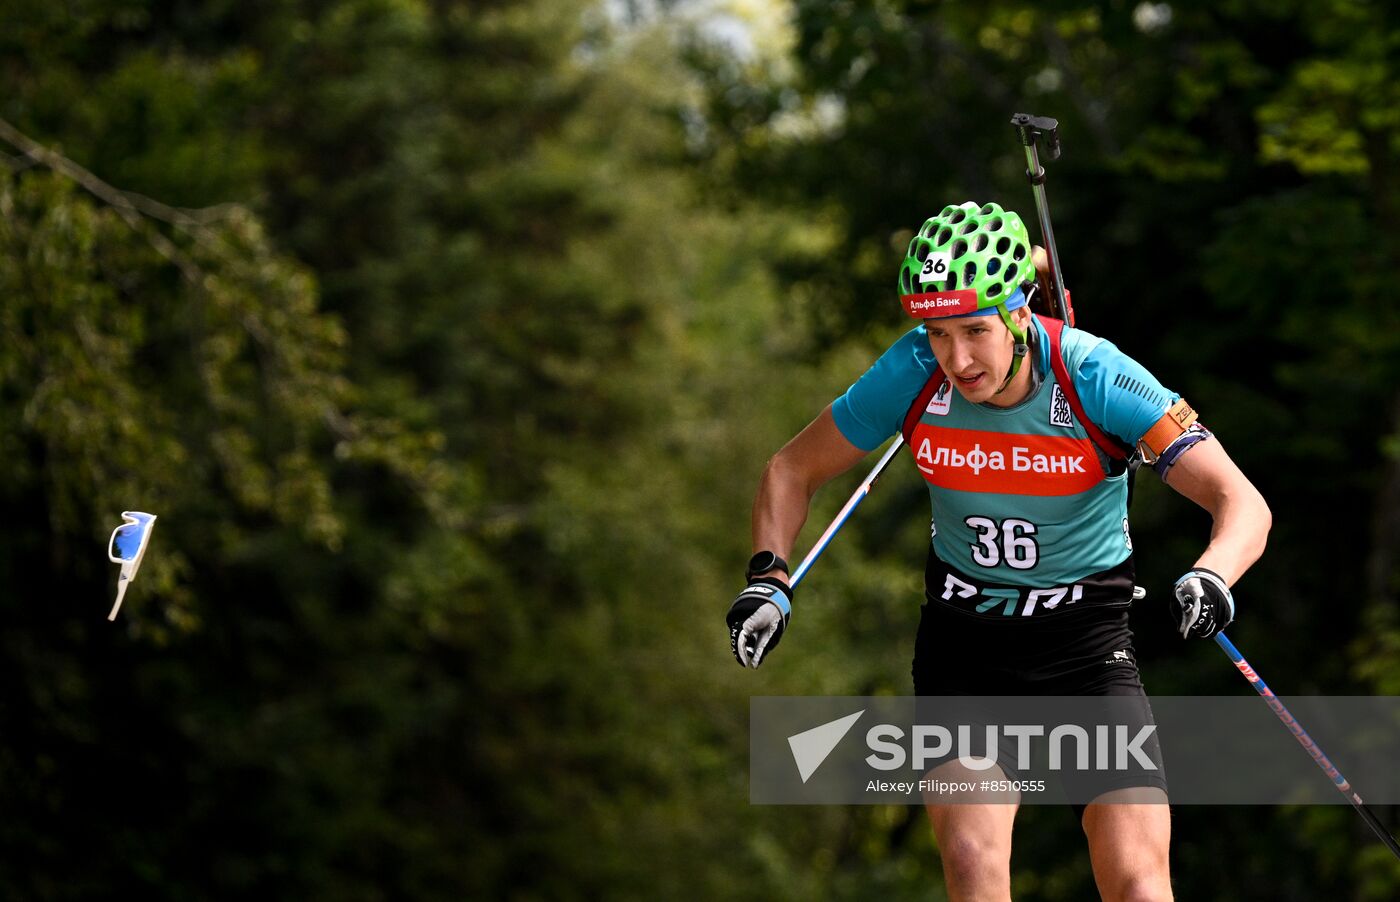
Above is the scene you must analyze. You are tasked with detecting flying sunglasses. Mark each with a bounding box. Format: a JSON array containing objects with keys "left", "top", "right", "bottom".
[{"left": 107, "top": 511, "right": 157, "bottom": 620}]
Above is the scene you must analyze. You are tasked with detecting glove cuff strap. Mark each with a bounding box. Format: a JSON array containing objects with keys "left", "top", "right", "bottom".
[
  {"left": 746, "top": 576, "right": 793, "bottom": 619},
  {"left": 1179, "top": 567, "right": 1231, "bottom": 595}
]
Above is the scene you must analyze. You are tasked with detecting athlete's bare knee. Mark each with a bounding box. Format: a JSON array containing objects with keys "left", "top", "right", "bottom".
[
  {"left": 1105, "top": 874, "right": 1172, "bottom": 902},
  {"left": 1082, "top": 798, "right": 1171, "bottom": 902},
  {"left": 936, "top": 830, "right": 1011, "bottom": 896}
]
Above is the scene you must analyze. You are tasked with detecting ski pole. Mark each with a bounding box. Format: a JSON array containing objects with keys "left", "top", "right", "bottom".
[
  {"left": 790, "top": 435, "right": 905, "bottom": 589},
  {"left": 1215, "top": 631, "right": 1400, "bottom": 861},
  {"left": 1011, "top": 113, "right": 1073, "bottom": 326}
]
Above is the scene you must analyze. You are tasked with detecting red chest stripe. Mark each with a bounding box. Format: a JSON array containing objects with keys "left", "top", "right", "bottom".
[{"left": 909, "top": 424, "right": 1104, "bottom": 496}]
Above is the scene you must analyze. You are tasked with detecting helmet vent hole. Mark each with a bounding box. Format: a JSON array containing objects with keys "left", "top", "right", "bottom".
[
  {"left": 915, "top": 242, "right": 930, "bottom": 262},
  {"left": 901, "top": 269, "right": 912, "bottom": 293},
  {"left": 988, "top": 283, "right": 1003, "bottom": 297},
  {"left": 950, "top": 239, "right": 968, "bottom": 261},
  {"left": 963, "top": 261, "right": 977, "bottom": 287},
  {"left": 980, "top": 203, "right": 995, "bottom": 215},
  {"left": 988, "top": 217, "right": 1003, "bottom": 231},
  {"left": 1004, "top": 263, "right": 1019, "bottom": 282},
  {"left": 974, "top": 234, "right": 989, "bottom": 252},
  {"left": 1012, "top": 244, "right": 1026, "bottom": 261},
  {"left": 960, "top": 221, "right": 977, "bottom": 234},
  {"left": 937, "top": 227, "right": 953, "bottom": 246},
  {"left": 951, "top": 210, "right": 966, "bottom": 224},
  {"left": 986, "top": 258, "right": 1001, "bottom": 276},
  {"left": 996, "top": 237, "right": 1011, "bottom": 254}
]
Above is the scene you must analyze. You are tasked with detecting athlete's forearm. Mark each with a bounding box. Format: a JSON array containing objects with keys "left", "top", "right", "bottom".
[
  {"left": 749, "top": 407, "right": 871, "bottom": 582},
  {"left": 1164, "top": 440, "right": 1271, "bottom": 586},
  {"left": 750, "top": 455, "right": 817, "bottom": 582},
  {"left": 1192, "top": 486, "right": 1271, "bottom": 585}
]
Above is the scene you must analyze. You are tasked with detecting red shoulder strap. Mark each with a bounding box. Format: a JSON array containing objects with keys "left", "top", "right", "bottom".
[
  {"left": 1036, "top": 314, "right": 1130, "bottom": 462},
  {"left": 901, "top": 365, "right": 946, "bottom": 444}
]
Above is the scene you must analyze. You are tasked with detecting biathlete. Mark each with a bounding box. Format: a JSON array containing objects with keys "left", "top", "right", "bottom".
[{"left": 726, "top": 202, "right": 1271, "bottom": 901}]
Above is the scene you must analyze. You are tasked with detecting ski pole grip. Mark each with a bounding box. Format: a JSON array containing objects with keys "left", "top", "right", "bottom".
[{"left": 1011, "top": 113, "right": 1061, "bottom": 161}]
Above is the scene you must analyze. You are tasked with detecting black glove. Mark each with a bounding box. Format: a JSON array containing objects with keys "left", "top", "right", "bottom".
[
  {"left": 1169, "top": 568, "right": 1234, "bottom": 639},
  {"left": 727, "top": 577, "right": 792, "bottom": 668}
]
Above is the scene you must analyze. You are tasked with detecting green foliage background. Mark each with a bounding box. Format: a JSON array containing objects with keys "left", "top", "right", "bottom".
[{"left": 2, "top": 0, "right": 1399, "bottom": 898}]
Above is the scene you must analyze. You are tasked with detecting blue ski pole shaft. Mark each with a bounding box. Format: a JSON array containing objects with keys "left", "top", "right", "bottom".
[
  {"left": 1215, "top": 632, "right": 1400, "bottom": 861},
  {"left": 790, "top": 435, "right": 905, "bottom": 589}
]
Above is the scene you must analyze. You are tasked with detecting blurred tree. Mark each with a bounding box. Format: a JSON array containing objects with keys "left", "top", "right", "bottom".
[
  {"left": 0, "top": 0, "right": 859, "bottom": 898},
  {"left": 0, "top": 142, "right": 457, "bottom": 896}
]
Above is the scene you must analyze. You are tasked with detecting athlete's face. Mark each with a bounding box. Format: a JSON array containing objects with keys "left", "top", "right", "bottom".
[{"left": 924, "top": 308, "right": 1032, "bottom": 407}]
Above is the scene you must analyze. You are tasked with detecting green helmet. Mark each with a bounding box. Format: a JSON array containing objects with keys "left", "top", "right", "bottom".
[
  {"left": 898, "top": 201, "right": 1033, "bottom": 315},
  {"left": 898, "top": 201, "right": 1034, "bottom": 384}
]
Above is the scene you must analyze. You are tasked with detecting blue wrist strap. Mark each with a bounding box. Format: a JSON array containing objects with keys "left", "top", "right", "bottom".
[{"left": 746, "top": 578, "right": 793, "bottom": 618}]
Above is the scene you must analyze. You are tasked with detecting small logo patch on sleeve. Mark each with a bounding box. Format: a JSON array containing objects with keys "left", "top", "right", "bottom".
[{"left": 1049, "top": 384, "right": 1075, "bottom": 428}]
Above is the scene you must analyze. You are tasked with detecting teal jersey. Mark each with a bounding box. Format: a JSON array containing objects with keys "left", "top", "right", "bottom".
[{"left": 832, "top": 317, "right": 1180, "bottom": 592}]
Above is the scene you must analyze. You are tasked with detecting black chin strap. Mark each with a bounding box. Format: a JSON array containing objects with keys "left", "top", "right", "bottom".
[{"left": 993, "top": 340, "right": 1031, "bottom": 396}]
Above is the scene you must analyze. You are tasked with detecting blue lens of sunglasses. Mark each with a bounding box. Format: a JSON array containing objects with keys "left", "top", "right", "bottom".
[
  {"left": 110, "top": 514, "right": 153, "bottom": 561},
  {"left": 111, "top": 524, "right": 145, "bottom": 560}
]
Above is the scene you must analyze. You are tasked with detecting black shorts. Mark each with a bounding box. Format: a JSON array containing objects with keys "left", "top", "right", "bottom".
[
  {"left": 912, "top": 562, "right": 1168, "bottom": 814},
  {"left": 912, "top": 596, "right": 1141, "bottom": 692}
]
